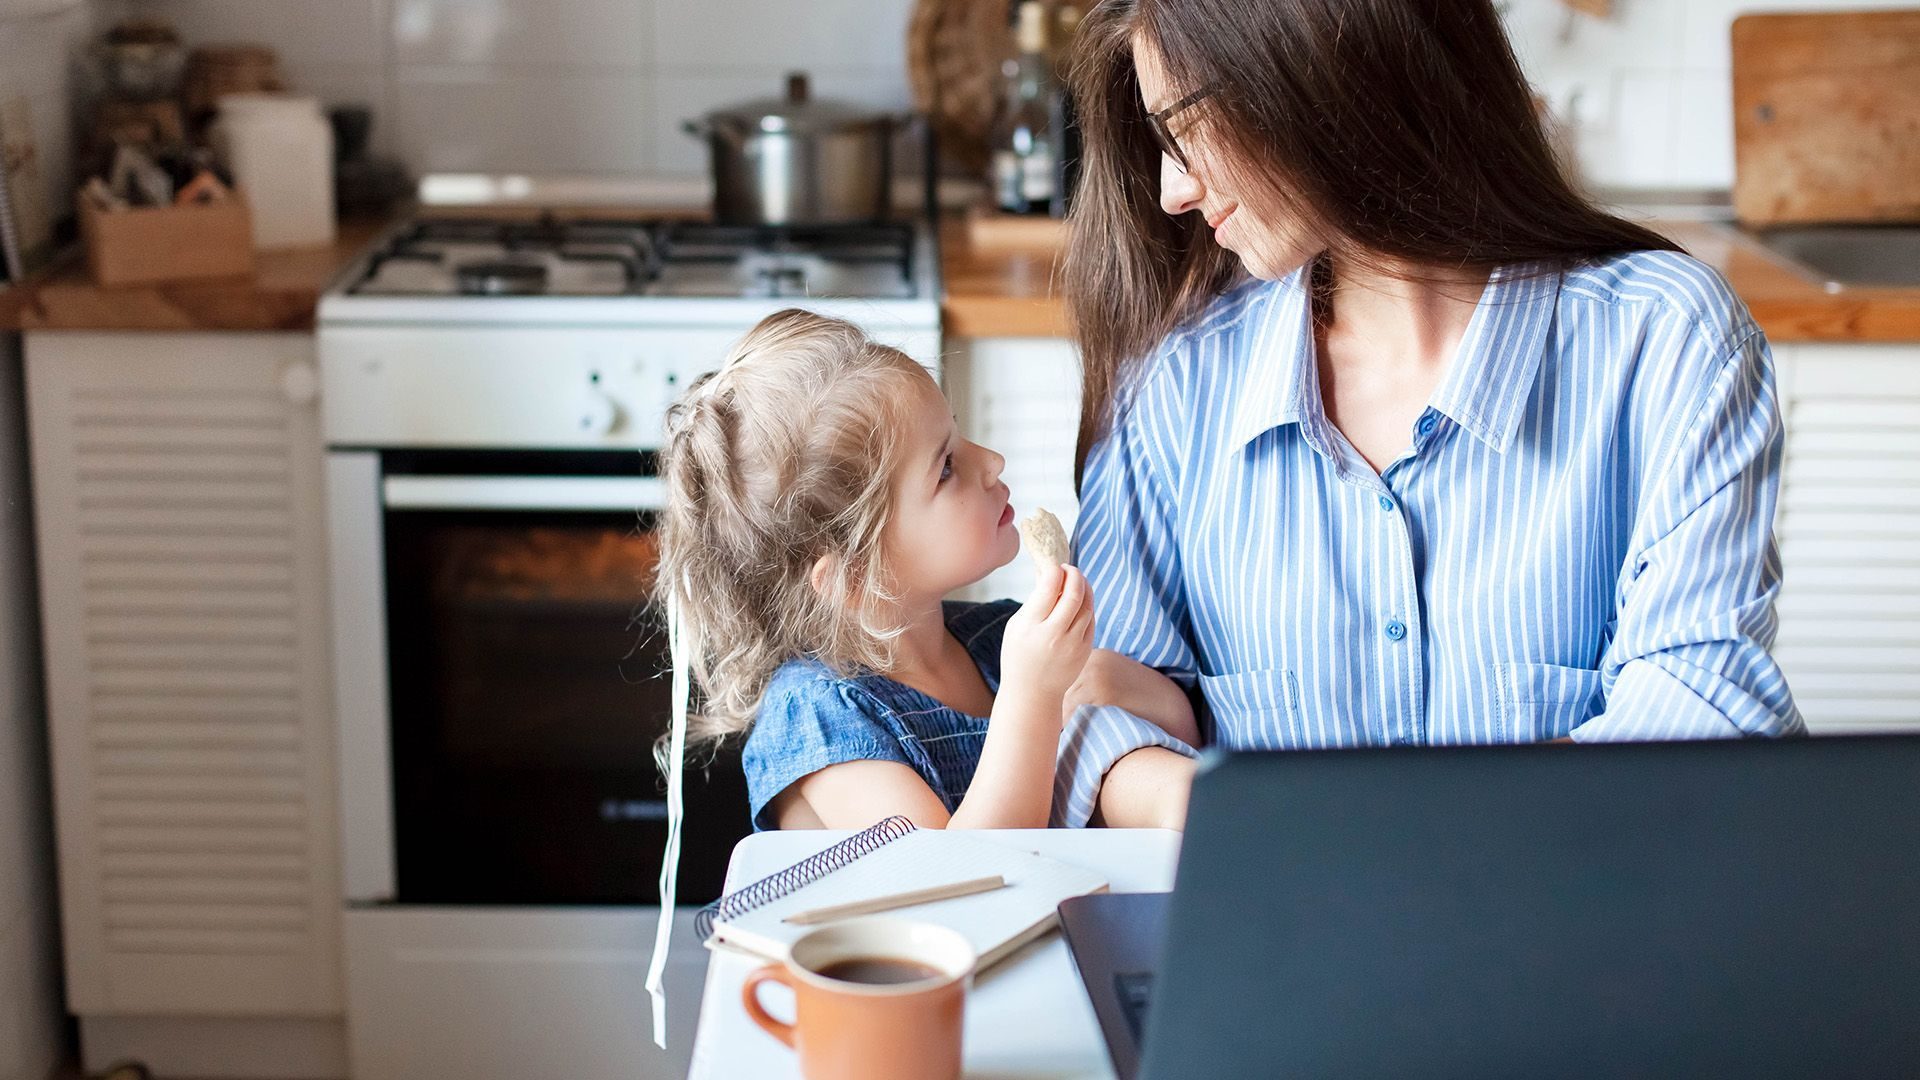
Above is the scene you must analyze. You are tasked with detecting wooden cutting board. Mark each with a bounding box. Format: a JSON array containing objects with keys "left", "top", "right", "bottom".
[{"left": 1732, "top": 10, "right": 1920, "bottom": 227}]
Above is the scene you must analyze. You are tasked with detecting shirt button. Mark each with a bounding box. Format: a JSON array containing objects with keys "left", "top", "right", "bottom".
[
  {"left": 1378, "top": 494, "right": 1394, "bottom": 512},
  {"left": 1385, "top": 620, "right": 1407, "bottom": 641},
  {"left": 1416, "top": 414, "right": 1438, "bottom": 437}
]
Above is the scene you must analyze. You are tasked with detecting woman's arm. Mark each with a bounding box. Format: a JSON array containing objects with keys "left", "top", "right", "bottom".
[
  {"left": 1065, "top": 648, "right": 1201, "bottom": 748},
  {"left": 1091, "top": 747, "right": 1197, "bottom": 830},
  {"left": 1062, "top": 653, "right": 1201, "bottom": 830},
  {"left": 1575, "top": 327, "right": 1802, "bottom": 740},
  {"left": 1054, "top": 359, "right": 1207, "bottom": 828}
]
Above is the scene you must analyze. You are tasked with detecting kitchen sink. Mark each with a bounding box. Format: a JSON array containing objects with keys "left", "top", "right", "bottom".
[{"left": 1741, "top": 224, "right": 1920, "bottom": 289}]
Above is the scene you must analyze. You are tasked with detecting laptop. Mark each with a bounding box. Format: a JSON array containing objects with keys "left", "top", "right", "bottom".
[{"left": 1060, "top": 736, "right": 1920, "bottom": 1079}]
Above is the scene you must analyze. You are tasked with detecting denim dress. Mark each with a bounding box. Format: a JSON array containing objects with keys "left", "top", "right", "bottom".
[{"left": 741, "top": 599, "right": 1018, "bottom": 831}]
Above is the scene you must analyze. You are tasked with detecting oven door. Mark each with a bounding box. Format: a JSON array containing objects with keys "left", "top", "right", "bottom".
[{"left": 328, "top": 449, "right": 749, "bottom": 906}]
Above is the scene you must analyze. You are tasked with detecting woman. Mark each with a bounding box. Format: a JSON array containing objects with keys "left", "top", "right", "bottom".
[{"left": 1054, "top": 0, "right": 1804, "bottom": 830}]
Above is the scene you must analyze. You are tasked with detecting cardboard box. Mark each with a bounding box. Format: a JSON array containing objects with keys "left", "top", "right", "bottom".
[{"left": 80, "top": 194, "right": 255, "bottom": 286}]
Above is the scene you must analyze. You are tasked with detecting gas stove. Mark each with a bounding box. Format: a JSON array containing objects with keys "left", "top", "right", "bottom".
[
  {"left": 318, "top": 205, "right": 942, "bottom": 450},
  {"left": 342, "top": 217, "right": 923, "bottom": 300}
]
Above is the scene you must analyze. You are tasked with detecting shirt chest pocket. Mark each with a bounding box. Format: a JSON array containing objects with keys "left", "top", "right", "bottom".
[
  {"left": 1498, "top": 662, "right": 1604, "bottom": 742},
  {"left": 1197, "top": 667, "right": 1304, "bottom": 750}
]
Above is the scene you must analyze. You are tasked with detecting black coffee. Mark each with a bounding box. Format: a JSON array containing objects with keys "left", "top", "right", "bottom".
[{"left": 815, "top": 956, "right": 944, "bottom": 986}]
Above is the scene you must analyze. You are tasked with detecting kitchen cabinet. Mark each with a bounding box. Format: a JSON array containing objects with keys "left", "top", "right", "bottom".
[
  {"left": 1773, "top": 344, "right": 1920, "bottom": 734},
  {"left": 951, "top": 335, "right": 1920, "bottom": 734},
  {"left": 25, "top": 332, "right": 345, "bottom": 1076}
]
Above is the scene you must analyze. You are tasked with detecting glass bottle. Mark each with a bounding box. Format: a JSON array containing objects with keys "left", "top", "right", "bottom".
[
  {"left": 989, "top": 1, "right": 1057, "bottom": 215},
  {"left": 1049, "top": 2, "right": 1083, "bottom": 218}
]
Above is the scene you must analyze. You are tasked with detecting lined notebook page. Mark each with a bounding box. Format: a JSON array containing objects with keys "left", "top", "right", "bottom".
[{"left": 707, "top": 830, "right": 1109, "bottom": 969}]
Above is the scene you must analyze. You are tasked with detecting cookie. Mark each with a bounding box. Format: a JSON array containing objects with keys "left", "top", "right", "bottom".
[{"left": 1018, "top": 508, "right": 1071, "bottom": 568}]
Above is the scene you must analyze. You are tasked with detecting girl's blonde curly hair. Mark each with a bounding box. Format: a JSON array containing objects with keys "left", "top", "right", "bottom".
[{"left": 655, "top": 307, "right": 933, "bottom": 750}]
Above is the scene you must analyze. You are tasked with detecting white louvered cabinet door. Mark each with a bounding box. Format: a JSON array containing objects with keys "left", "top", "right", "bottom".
[
  {"left": 1772, "top": 345, "right": 1920, "bottom": 734},
  {"left": 25, "top": 333, "right": 342, "bottom": 1016}
]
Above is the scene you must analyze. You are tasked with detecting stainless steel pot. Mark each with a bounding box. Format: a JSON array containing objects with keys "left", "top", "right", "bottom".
[{"left": 682, "top": 73, "right": 901, "bottom": 226}]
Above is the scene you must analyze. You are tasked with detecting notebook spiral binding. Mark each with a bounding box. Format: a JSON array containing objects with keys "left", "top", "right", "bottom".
[{"left": 694, "top": 815, "right": 917, "bottom": 940}]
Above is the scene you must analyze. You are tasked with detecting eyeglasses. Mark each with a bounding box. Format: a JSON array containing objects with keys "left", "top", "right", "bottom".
[{"left": 1146, "top": 87, "right": 1216, "bottom": 174}]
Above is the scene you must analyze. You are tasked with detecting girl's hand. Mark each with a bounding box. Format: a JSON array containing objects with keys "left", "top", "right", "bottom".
[
  {"left": 955, "top": 568, "right": 1092, "bottom": 830},
  {"left": 999, "top": 563, "right": 1095, "bottom": 710}
]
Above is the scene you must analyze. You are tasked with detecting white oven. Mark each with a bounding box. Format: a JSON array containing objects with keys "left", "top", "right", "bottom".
[{"left": 317, "top": 209, "right": 941, "bottom": 1080}]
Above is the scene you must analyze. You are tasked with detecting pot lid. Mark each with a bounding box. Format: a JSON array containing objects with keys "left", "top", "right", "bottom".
[{"left": 705, "top": 72, "right": 892, "bottom": 134}]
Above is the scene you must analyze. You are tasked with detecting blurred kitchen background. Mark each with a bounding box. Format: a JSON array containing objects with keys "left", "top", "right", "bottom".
[{"left": 0, "top": 0, "right": 1912, "bottom": 199}]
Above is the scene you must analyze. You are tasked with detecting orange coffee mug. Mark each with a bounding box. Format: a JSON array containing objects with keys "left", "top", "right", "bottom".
[{"left": 741, "top": 917, "right": 976, "bottom": 1080}]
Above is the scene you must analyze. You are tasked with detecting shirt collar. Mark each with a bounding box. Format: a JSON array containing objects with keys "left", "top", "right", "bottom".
[
  {"left": 1226, "top": 271, "right": 1317, "bottom": 451},
  {"left": 1427, "top": 263, "right": 1563, "bottom": 454},
  {"left": 1227, "top": 262, "right": 1563, "bottom": 456}
]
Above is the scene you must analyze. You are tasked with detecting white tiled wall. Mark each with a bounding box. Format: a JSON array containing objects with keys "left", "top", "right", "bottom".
[
  {"left": 1505, "top": 0, "right": 1920, "bottom": 189},
  {"left": 99, "top": 0, "right": 916, "bottom": 176},
  {"left": 66, "top": 0, "right": 1920, "bottom": 197},
  {"left": 76, "top": 0, "right": 1920, "bottom": 189}
]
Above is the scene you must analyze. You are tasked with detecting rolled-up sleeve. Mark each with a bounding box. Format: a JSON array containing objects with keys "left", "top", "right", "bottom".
[
  {"left": 1573, "top": 327, "right": 1805, "bottom": 742},
  {"left": 1053, "top": 363, "right": 1204, "bottom": 828}
]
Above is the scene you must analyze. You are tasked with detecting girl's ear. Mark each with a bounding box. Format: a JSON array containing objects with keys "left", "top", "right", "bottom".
[{"left": 808, "top": 553, "right": 836, "bottom": 597}]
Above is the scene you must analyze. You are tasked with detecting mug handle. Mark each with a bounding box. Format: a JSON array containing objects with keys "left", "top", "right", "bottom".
[{"left": 741, "top": 964, "right": 798, "bottom": 1049}]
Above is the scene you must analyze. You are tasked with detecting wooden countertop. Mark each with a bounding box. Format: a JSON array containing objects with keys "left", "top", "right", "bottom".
[
  {"left": 0, "top": 217, "right": 391, "bottom": 333},
  {"left": 7, "top": 212, "right": 1914, "bottom": 341},
  {"left": 939, "top": 219, "right": 1072, "bottom": 338},
  {"left": 1658, "top": 221, "right": 1920, "bottom": 343},
  {"left": 941, "top": 217, "right": 1920, "bottom": 343}
]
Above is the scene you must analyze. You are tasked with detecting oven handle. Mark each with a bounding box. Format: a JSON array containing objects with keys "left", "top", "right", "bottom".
[{"left": 382, "top": 475, "right": 667, "bottom": 512}]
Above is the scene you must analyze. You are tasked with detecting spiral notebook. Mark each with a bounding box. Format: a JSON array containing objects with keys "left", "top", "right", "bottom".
[{"left": 696, "top": 817, "right": 1109, "bottom": 971}]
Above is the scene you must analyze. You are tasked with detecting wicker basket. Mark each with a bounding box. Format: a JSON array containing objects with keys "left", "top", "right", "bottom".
[{"left": 908, "top": 0, "right": 1016, "bottom": 174}]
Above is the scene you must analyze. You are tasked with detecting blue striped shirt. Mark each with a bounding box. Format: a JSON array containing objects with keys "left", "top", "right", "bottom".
[{"left": 1053, "top": 251, "right": 1805, "bottom": 828}]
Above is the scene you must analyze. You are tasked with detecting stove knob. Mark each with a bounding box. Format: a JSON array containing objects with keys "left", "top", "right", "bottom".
[{"left": 577, "top": 389, "right": 622, "bottom": 436}]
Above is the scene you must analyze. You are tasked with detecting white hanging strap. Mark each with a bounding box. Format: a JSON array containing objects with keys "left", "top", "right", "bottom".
[{"left": 645, "top": 592, "right": 692, "bottom": 1049}]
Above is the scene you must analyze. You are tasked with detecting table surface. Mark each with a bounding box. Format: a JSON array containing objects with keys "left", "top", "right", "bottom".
[{"left": 688, "top": 828, "right": 1182, "bottom": 1080}]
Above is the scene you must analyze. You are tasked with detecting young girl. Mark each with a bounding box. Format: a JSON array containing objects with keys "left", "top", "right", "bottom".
[{"left": 655, "top": 308, "right": 1198, "bottom": 832}]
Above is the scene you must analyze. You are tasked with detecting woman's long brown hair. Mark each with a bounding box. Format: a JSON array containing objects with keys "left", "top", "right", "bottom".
[{"left": 1064, "top": 0, "right": 1679, "bottom": 481}]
